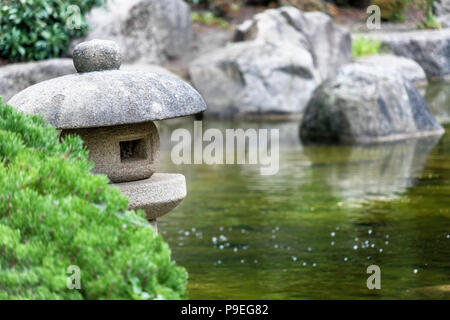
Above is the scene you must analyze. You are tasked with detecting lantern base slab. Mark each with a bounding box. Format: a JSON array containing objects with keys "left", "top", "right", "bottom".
[{"left": 115, "top": 173, "right": 186, "bottom": 220}]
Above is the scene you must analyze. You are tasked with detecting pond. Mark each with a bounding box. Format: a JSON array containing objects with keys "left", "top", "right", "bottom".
[{"left": 157, "top": 82, "right": 450, "bottom": 300}]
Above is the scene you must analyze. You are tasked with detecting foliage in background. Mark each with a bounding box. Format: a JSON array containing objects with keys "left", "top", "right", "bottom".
[
  {"left": 280, "top": 0, "right": 339, "bottom": 16},
  {"left": 0, "top": 99, "right": 187, "bottom": 299},
  {"left": 0, "top": 0, "right": 104, "bottom": 62},
  {"left": 185, "top": 0, "right": 243, "bottom": 17},
  {"left": 191, "top": 11, "right": 231, "bottom": 28},
  {"left": 352, "top": 36, "right": 381, "bottom": 58},
  {"left": 333, "top": 0, "right": 372, "bottom": 7},
  {"left": 418, "top": 0, "right": 441, "bottom": 29},
  {"left": 371, "top": 0, "right": 408, "bottom": 21}
]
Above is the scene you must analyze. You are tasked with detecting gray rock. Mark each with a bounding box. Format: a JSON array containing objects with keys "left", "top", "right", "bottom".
[
  {"left": 235, "top": 7, "right": 352, "bottom": 80},
  {"left": 8, "top": 70, "right": 207, "bottom": 129},
  {"left": 189, "top": 6, "right": 352, "bottom": 117},
  {"left": 437, "top": 15, "right": 450, "bottom": 28},
  {"left": 121, "top": 64, "right": 178, "bottom": 77},
  {"left": 356, "top": 54, "right": 427, "bottom": 85},
  {"left": 359, "top": 29, "right": 450, "bottom": 80},
  {"left": 189, "top": 40, "right": 320, "bottom": 117},
  {"left": 434, "top": 0, "right": 450, "bottom": 16},
  {"left": 0, "top": 59, "right": 75, "bottom": 101},
  {"left": 71, "top": 0, "right": 192, "bottom": 64},
  {"left": 73, "top": 39, "right": 121, "bottom": 73},
  {"left": 300, "top": 63, "right": 444, "bottom": 144}
]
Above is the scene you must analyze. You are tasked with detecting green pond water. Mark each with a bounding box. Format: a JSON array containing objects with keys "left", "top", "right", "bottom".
[{"left": 156, "top": 83, "right": 450, "bottom": 300}]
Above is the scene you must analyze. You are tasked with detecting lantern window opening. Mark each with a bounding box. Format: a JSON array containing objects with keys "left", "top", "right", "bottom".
[{"left": 120, "top": 138, "right": 147, "bottom": 162}]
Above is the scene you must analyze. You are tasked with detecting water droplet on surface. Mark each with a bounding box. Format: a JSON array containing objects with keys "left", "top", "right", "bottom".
[
  {"left": 240, "top": 259, "right": 245, "bottom": 263},
  {"left": 302, "top": 262, "right": 307, "bottom": 266},
  {"left": 385, "top": 241, "right": 389, "bottom": 245},
  {"left": 233, "top": 247, "right": 238, "bottom": 252},
  {"left": 344, "top": 257, "right": 348, "bottom": 262},
  {"left": 291, "top": 256, "right": 298, "bottom": 262},
  {"left": 217, "top": 260, "right": 222, "bottom": 265},
  {"left": 308, "top": 247, "right": 312, "bottom": 252},
  {"left": 413, "top": 269, "right": 418, "bottom": 274},
  {"left": 354, "top": 237, "right": 359, "bottom": 242},
  {"left": 312, "top": 263, "right": 317, "bottom": 267},
  {"left": 331, "top": 241, "right": 335, "bottom": 246},
  {"left": 353, "top": 245, "right": 358, "bottom": 250},
  {"left": 331, "top": 232, "right": 336, "bottom": 237},
  {"left": 212, "top": 237, "right": 218, "bottom": 244},
  {"left": 368, "top": 229, "right": 373, "bottom": 235},
  {"left": 274, "top": 244, "right": 279, "bottom": 249}
]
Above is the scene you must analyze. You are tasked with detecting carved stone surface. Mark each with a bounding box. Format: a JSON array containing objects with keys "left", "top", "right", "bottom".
[
  {"left": 116, "top": 173, "right": 187, "bottom": 220},
  {"left": 62, "top": 122, "right": 160, "bottom": 183}
]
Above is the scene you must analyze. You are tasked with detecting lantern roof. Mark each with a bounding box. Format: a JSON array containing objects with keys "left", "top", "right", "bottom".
[{"left": 8, "top": 40, "right": 206, "bottom": 129}]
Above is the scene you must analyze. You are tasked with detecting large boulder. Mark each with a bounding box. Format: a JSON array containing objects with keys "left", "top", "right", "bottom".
[
  {"left": 300, "top": 63, "right": 444, "bottom": 144},
  {"left": 0, "top": 59, "right": 75, "bottom": 101},
  {"left": 189, "top": 41, "right": 319, "bottom": 117},
  {"left": 235, "top": 7, "right": 352, "bottom": 80},
  {"left": 71, "top": 0, "right": 192, "bottom": 64},
  {"left": 356, "top": 54, "right": 427, "bottom": 85},
  {"left": 360, "top": 29, "right": 450, "bottom": 80},
  {"left": 434, "top": 0, "right": 450, "bottom": 16},
  {"left": 189, "top": 7, "right": 351, "bottom": 117}
]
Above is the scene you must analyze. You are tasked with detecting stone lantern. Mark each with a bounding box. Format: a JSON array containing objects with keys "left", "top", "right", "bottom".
[{"left": 8, "top": 40, "right": 206, "bottom": 230}]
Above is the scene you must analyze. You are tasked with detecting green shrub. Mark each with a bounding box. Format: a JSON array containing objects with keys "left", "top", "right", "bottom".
[
  {"left": 352, "top": 36, "right": 381, "bottom": 58},
  {"left": 0, "top": 99, "right": 187, "bottom": 299},
  {"left": 418, "top": 0, "right": 441, "bottom": 29},
  {"left": 0, "top": 0, "right": 104, "bottom": 62},
  {"left": 372, "top": 0, "right": 408, "bottom": 21}
]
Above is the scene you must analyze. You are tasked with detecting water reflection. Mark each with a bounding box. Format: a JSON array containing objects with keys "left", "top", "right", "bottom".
[
  {"left": 425, "top": 81, "right": 450, "bottom": 124},
  {"left": 156, "top": 117, "right": 449, "bottom": 299},
  {"left": 302, "top": 136, "right": 442, "bottom": 202}
]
